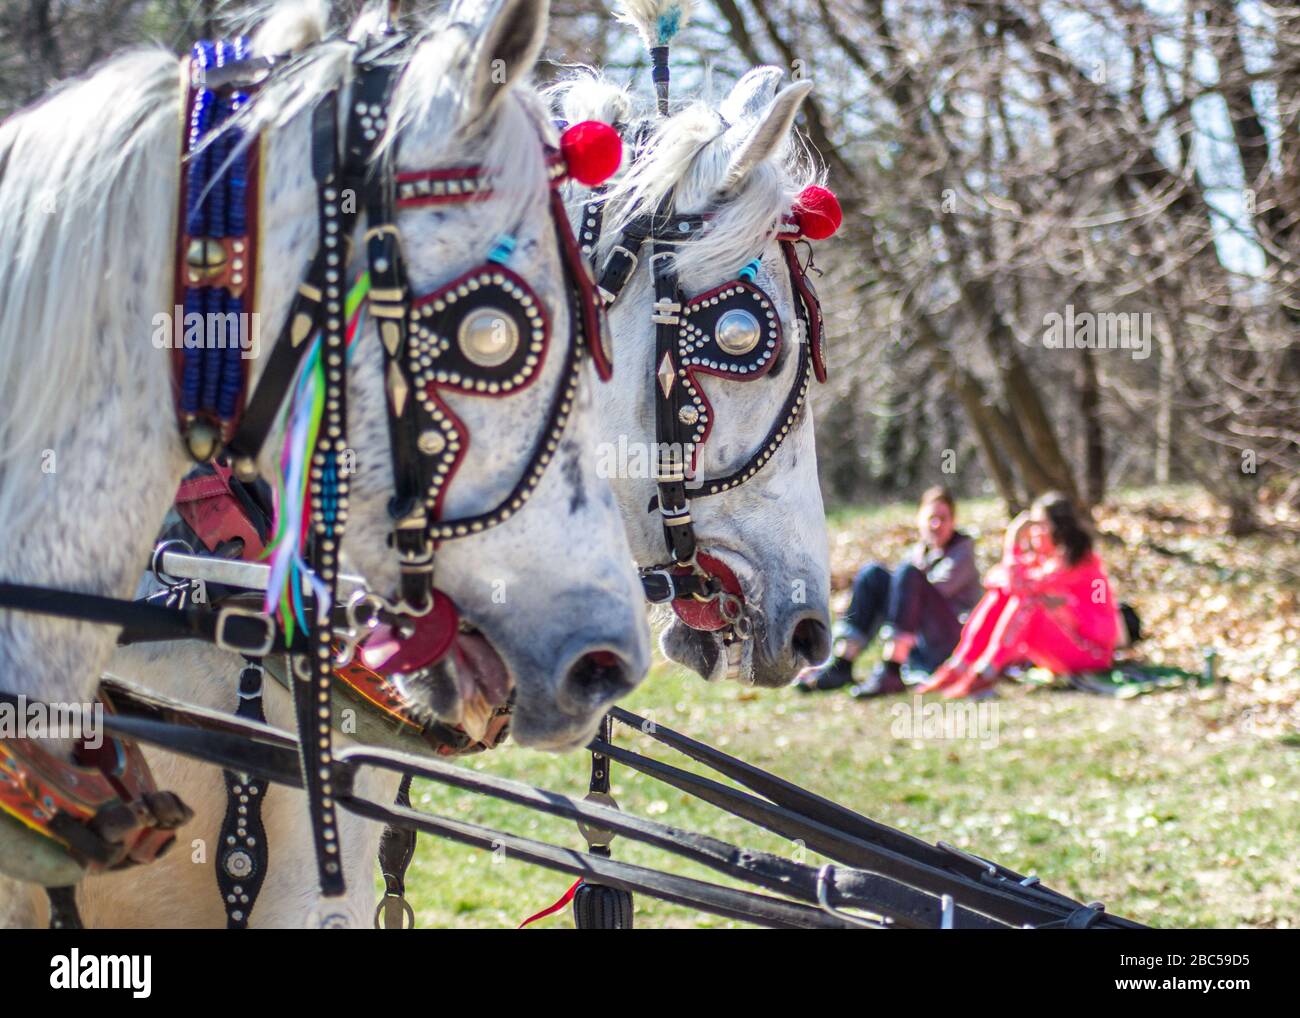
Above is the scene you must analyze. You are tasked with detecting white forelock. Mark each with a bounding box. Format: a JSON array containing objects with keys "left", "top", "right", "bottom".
[{"left": 588, "top": 90, "right": 821, "bottom": 281}]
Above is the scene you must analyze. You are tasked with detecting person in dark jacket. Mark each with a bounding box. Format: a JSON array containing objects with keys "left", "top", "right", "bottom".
[{"left": 795, "top": 486, "right": 982, "bottom": 698}]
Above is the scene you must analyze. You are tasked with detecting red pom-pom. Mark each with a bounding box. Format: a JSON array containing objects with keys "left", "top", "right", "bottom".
[
  {"left": 560, "top": 120, "right": 622, "bottom": 187},
  {"left": 793, "top": 185, "right": 842, "bottom": 240}
]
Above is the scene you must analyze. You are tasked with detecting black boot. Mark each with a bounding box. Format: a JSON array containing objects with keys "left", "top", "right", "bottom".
[
  {"left": 793, "top": 656, "right": 854, "bottom": 692},
  {"left": 849, "top": 660, "right": 906, "bottom": 699}
]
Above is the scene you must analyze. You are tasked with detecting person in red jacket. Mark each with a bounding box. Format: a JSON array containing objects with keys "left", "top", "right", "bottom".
[{"left": 920, "top": 492, "right": 1119, "bottom": 699}]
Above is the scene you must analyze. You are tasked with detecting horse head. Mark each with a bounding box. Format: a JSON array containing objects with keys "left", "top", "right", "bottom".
[{"left": 558, "top": 67, "right": 833, "bottom": 687}]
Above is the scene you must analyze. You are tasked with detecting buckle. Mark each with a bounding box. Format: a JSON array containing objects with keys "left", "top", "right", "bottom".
[
  {"left": 609, "top": 244, "right": 639, "bottom": 275},
  {"left": 640, "top": 570, "right": 677, "bottom": 604},
  {"left": 214, "top": 606, "right": 276, "bottom": 657}
]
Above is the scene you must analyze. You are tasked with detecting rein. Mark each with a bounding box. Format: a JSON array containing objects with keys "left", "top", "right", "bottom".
[{"left": 60, "top": 684, "right": 1142, "bottom": 930}]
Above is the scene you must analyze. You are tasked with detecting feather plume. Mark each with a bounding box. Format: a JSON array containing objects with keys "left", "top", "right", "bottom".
[{"left": 616, "top": 0, "right": 694, "bottom": 48}]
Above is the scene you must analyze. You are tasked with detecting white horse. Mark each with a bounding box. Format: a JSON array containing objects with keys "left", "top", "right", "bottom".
[
  {"left": 0, "top": 0, "right": 650, "bottom": 922},
  {"left": 557, "top": 67, "right": 833, "bottom": 686},
  {"left": 1, "top": 43, "right": 837, "bottom": 930}
]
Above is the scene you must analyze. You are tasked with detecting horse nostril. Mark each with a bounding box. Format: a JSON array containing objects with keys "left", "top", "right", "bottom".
[
  {"left": 791, "top": 617, "right": 830, "bottom": 668},
  {"left": 560, "top": 650, "right": 636, "bottom": 712}
]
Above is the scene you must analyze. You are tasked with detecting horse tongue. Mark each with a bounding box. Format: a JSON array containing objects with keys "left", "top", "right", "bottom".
[
  {"left": 454, "top": 632, "right": 511, "bottom": 703},
  {"left": 451, "top": 633, "right": 510, "bottom": 743}
]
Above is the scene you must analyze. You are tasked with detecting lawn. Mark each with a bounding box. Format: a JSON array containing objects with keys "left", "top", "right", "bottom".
[{"left": 396, "top": 488, "right": 1299, "bottom": 929}]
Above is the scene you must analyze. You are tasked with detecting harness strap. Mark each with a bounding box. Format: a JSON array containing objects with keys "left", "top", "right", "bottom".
[
  {"left": 357, "top": 60, "right": 435, "bottom": 613},
  {"left": 650, "top": 229, "right": 696, "bottom": 566},
  {"left": 375, "top": 774, "right": 416, "bottom": 929},
  {"left": 46, "top": 886, "right": 82, "bottom": 929},
  {"left": 0, "top": 582, "right": 286, "bottom": 657},
  {"left": 594, "top": 214, "right": 711, "bottom": 306},
  {"left": 224, "top": 88, "right": 363, "bottom": 480},
  {"left": 216, "top": 658, "right": 270, "bottom": 928},
  {"left": 639, "top": 569, "right": 719, "bottom": 604}
]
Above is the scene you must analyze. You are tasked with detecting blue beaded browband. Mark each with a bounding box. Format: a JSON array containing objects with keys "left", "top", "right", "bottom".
[{"left": 175, "top": 36, "right": 261, "bottom": 461}]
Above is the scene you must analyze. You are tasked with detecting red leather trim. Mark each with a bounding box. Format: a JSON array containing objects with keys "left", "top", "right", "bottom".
[
  {"left": 551, "top": 189, "right": 612, "bottom": 380},
  {"left": 418, "top": 388, "right": 469, "bottom": 524},
  {"left": 412, "top": 262, "right": 551, "bottom": 398},
  {"left": 395, "top": 166, "right": 486, "bottom": 184},
  {"left": 781, "top": 240, "right": 826, "bottom": 383},
  {"left": 173, "top": 462, "right": 266, "bottom": 559},
  {"left": 678, "top": 279, "right": 783, "bottom": 467}
]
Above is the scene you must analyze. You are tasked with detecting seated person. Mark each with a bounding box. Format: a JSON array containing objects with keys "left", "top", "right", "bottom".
[
  {"left": 921, "top": 491, "right": 1119, "bottom": 699},
  {"left": 796, "top": 486, "right": 983, "bottom": 698}
]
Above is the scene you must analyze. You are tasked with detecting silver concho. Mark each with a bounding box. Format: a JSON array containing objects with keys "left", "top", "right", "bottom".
[
  {"left": 417, "top": 429, "right": 447, "bottom": 455},
  {"left": 715, "top": 308, "right": 761, "bottom": 355},
  {"left": 457, "top": 307, "right": 518, "bottom": 367},
  {"left": 224, "top": 850, "right": 253, "bottom": 879}
]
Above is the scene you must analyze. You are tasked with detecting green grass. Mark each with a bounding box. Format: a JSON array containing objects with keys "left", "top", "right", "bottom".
[
  {"left": 392, "top": 492, "right": 1299, "bottom": 929},
  {"left": 394, "top": 663, "right": 1297, "bottom": 929}
]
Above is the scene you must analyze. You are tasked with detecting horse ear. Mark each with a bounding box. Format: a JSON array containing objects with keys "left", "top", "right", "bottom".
[
  {"left": 720, "top": 79, "right": 812, "bottom": 193},
  {"left": 718, "top": 67, "right": 784, "bottom": 126},
  {"left": 457, "top": 0, "right": 550, "bottom": 123}
]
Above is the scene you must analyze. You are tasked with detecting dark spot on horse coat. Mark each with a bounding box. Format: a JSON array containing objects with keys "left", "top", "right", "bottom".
[{"left": 561, "top": 439, "right": 586, "bottom": 514}]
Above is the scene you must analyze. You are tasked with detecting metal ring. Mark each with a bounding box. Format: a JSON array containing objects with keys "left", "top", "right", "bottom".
[
  {"left": 373, "top": 893, "right": 415, "bottom": 930},
  {"left": 718, "top": 593, "right": 744, "bottom": 624},
  {"left": 150, "top": 538, "right": 194, "bottom": 587},
  {"left": 345, "top": 589, "right": 382, "bottom": 633}
]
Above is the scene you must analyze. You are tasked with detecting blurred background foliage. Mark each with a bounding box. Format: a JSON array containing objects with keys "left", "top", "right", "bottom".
[{"left": 3, "top": 0, "right": 1297, "bottom": 532}]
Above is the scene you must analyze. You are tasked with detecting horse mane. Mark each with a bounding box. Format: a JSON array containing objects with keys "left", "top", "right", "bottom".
[
  {"left": 555, "top": 70, "right": 818, "bottom": 280},
  {"left": 0, "top": 0, "right": 550, "bottom": 520},
  {"left": 0, "top": 47, "right": 181, "bottom": 496}
]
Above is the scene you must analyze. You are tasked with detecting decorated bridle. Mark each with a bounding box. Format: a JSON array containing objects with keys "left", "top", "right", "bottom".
[
  {"left": 171, "top": 26, "right": 622, "bottom": 898},
  {"left": 571, "top": 60, "right": 842, "bottom": 656}
]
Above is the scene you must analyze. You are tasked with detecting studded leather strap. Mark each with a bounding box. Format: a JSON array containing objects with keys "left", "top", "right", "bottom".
[
  {"left": 650, "top": 233, "right": 696, "bottom": 565},
  {"left": 216, "top": 658, "right": 270, "bottom": 929}
]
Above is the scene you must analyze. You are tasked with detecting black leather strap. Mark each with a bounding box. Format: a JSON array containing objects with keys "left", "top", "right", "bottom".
[
  {"left": 594, "top": 214, "right": 711, "bottom": 306},
  {"left": 0, "top": 581, "right": 292, "bottom": 656},
  {"left": 225, "top": 91, "right": 353, "bottom": 480},
  {"left": 46, "top": 886, "right": 82, "bottom": 930},
  {"left": 216, "top": 658, "right": 270, "bottom": 929},
  {"left": 640, "top": 569, "right": 719, "bottom": 603},
  {"left": 650, "top": 235, "right": 695, "bottom": 565},
  {"left": 375, "top": 774, "right": 417, "bottom": 929}
]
